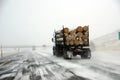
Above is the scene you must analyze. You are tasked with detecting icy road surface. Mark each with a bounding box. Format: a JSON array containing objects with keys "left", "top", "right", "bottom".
[
  {"left": 0, "top": 50, "right": 89, "bottom": 80},
  {"left": 0, "top": 48, "right": 120, "bottom": 80}
]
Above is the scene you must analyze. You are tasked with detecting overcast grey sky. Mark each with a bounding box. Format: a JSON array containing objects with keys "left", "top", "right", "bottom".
[{"left": 0, "top": 0, "right": 120, "bottom": 46}]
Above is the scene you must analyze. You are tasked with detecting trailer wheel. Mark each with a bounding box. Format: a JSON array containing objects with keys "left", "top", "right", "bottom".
[
  {"left": 53, "top": 50, "right": 56, "bottom": 56},
  {"left": 85, "top": 49, "right": 91, "bottom": 59},
  {"left": 53, "top": 46, "right": 56, "bottom": 56},
  {"left": 63, "top": 50, "right": 67, "bottom": 59},
  {"left": 53, "top": 49, "right": 59, "bottom": 56},
  {"left": 81, "top": 49, "right": 91, "bottom": 59}
]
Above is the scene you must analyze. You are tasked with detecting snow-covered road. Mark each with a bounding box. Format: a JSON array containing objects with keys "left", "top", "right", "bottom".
[
  {"left": 36, "top": 47, "right": 120, "bottom": 80},
  {"left": 0, "top": 47, "right": 120, "bottom": 80},
  {"left": 0, "top": 50, "right": 89, "bottom": 80}
]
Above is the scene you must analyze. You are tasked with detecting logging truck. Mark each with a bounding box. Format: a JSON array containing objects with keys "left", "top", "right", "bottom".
[{"left": 52, "top": 26, "right": 91, "bottom": 59}]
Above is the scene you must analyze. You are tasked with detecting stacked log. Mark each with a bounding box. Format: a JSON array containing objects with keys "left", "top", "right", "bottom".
[
  {"left": 83, "top": 25, "right": 88, "bottom": 31},
  {"left": 83, "top": 25, "right": 89, "bottom": 45},
  {"left": 63, "top": 28, "right": 69, "bottom": 33},
  {"left": 55, "top": 25, "right": 89, "bottom": 46},
  {"left": 76, "top": 26, "right": 83, "bottom": 32}
]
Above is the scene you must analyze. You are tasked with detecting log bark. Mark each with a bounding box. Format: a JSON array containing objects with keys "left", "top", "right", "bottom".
[
  {"left": 76, "top": 26, "right": 83, "bottom": 32},
  {"left": 63, "top": 28, "right": 69, "bottom": 33},
  {"left": 83, "top": 25, "right": 89, "bottom": 31}
]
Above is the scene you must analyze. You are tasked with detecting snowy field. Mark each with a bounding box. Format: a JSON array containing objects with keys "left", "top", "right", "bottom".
[
  {"left": 0, "top": 47, "right": 120, "bottom": 80},
  {"left": 0, "top": 48, "right": 18, "bottom": 58},
  {"left": 0, "top": 48, "right": 34, "bottom": 58}
]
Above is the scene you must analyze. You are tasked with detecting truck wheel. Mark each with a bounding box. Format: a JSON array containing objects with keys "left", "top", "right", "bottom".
[
  {"left": 81, "top": 54, "right": 86, "bottom": 59},
  {"left": 63, "top": 50, "right": 67, "bottom": 59},
  {"left": 81, "top": 49, "right": 91, "bottom": 59},
  {"left": 86, "top": 49, "right": 91, "bottom": 59},
  {"left": 53, "top": 49, "right": 59, "bottom": 56},
  {"left": 53, "top": 46, "right": 56, "bottom": 56},
  {"left": 53, "top": 50, "right": 56, "bottom": 56}
]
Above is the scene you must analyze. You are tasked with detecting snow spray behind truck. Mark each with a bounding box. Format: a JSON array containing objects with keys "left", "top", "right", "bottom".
[{"left": 52, "top": 26, "right": 91, "bottom": 59}]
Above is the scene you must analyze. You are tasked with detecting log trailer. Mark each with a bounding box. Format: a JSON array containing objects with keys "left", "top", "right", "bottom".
[{"left": 52, "top": 26, "right": 91, "bottom": 59}]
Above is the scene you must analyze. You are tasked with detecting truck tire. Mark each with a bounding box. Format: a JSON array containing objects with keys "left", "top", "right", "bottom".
[
  {"left": 53, "top": 49, "right": 59, "bottom": 56},
  {"left": 63, "top": 50, "right": 67, "bottom": 59},
  {"left": 53, "top": 49, "right": 56, "bottom": 56},
  {"left": 55, "top": 50, "right": 59, "bottom": 56},
  {"left": 86, "top": 49, "right": 91, "bottom": 59},
  {"left": 81, "top": 49, "right": 91, "bottom": 59},
  {"left": 53, "top": 46, "right": 56, "bottom": 56}
]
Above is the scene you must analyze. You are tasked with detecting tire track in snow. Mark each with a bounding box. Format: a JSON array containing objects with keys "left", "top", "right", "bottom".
[
  {"left": 37, "top": 50, "right": 120, "bottom": 80},
  {"left": 0, "top": 51, "right": 90, "bottom": 80}
]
